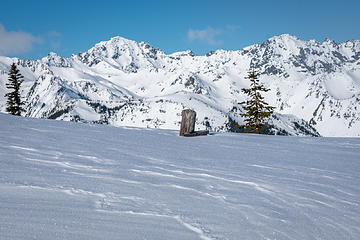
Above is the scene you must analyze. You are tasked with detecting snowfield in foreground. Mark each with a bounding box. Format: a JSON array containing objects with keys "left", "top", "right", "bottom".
[{"left": 0, "top": 113, "right": 359, "bottom": 240}]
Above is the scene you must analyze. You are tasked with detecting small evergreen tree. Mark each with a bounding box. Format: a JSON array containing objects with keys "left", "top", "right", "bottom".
[
  {"left": 5, "top": 63, "right": 24, "bottom": 116},
  {"left": 239, "top": 69, "right": 275, "bottom": 134}
]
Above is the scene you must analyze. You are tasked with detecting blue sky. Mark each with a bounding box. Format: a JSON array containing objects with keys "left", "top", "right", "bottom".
[{"left": 0, "top": 0, "right": 359, "bottom": 59}]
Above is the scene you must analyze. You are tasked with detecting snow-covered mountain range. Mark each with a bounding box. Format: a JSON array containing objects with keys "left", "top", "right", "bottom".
[{"left": 0, "top": 34, "right": 359, "bottom": 136}]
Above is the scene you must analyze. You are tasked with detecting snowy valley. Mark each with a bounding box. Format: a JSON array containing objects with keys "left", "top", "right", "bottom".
[
  {"left": 0, "top": 113, "right": 359, "bottom": 239},
  {"left": 0, "top": 34, "right": 359, "bottom": 136}
]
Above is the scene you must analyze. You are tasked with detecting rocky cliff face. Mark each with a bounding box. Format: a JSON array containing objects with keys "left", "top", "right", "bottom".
[{"left": 0, "top": 34, "right": 359, "bottom": 136}]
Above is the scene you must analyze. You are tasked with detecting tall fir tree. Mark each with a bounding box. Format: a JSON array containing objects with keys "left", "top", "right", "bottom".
[
  {"left": 5, "top": 63, "right": 24, "bottom": 116},
  {"left": 239, "top": 69, "right": 275, "bottom": 134}
]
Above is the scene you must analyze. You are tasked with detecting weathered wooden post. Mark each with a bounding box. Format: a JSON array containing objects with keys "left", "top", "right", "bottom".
[
  {"left": 179, "top": 109, "right": 196, "bottom": 136},
  {"left": 179, "top": 109, "right": 209, "bottom": 137}
]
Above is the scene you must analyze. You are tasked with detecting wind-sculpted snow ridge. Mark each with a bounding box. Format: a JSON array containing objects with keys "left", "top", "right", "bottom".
[
  {"left": 0, "top": 34, "right": 359, "bottom": 136},
  {"left": 0, "top": 113, "right": 359, "bottom": 239}
]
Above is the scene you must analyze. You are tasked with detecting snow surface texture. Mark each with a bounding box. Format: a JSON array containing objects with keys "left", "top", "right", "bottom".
[
  {"left": 0, "top": 34, "right": 359, "bottom": 136},
  {"left": 1, "top": 113, "right": 360, "bottom": 240}
]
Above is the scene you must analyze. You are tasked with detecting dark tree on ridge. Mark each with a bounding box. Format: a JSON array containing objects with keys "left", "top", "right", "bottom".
[{"left": 5, "top": 63, "right": 24, "bottom": 116}]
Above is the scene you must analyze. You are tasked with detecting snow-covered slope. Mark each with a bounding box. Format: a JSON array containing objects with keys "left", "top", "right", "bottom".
[
  {"left": 1, "top": 113, "right": 359, "bottom": 239},
  {"left": 0, "top": 34, "right": 359, "bottom": 136}
]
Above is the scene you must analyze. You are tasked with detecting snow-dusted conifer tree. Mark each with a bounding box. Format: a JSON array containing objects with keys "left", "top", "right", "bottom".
[
  {"left": 239, "top": 69, "right": 275, "bottom": 134},
  {"left": 5, "top": 63, "right": 24, "bottom": 116}
]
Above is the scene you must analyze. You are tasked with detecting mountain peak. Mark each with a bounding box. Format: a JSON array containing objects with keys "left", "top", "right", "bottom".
[
  {"left": 268, "top": 34, "right": 300, "bottom": 42},
  {"left": 90, "top": 36, "right": 138, "bottom": 50},
  {"left": 169, "top": 50, "right": 196, "bottom": 57},
  {"left": 75, "top": 36, "right": 161, "bottom": 70},
  {"left": 261, "top": 34, "right": 304, "bottom": 55},
  {"left": 323, "top": 37, "right": 337, "bottom": 46},
  {"left": 41, "top": 52, "right": 71, "bottom": 67}
]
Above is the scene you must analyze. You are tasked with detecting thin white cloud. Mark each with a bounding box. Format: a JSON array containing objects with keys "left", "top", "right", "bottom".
[
  {"left": 0, "top": 24, "right": 39, "bottom": 55},
  {"left": 226, "top": 25, "right": 241, "bottom": 31},
  {"left": 187, "top": 27, "right": 222, "bottom": 45}
]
